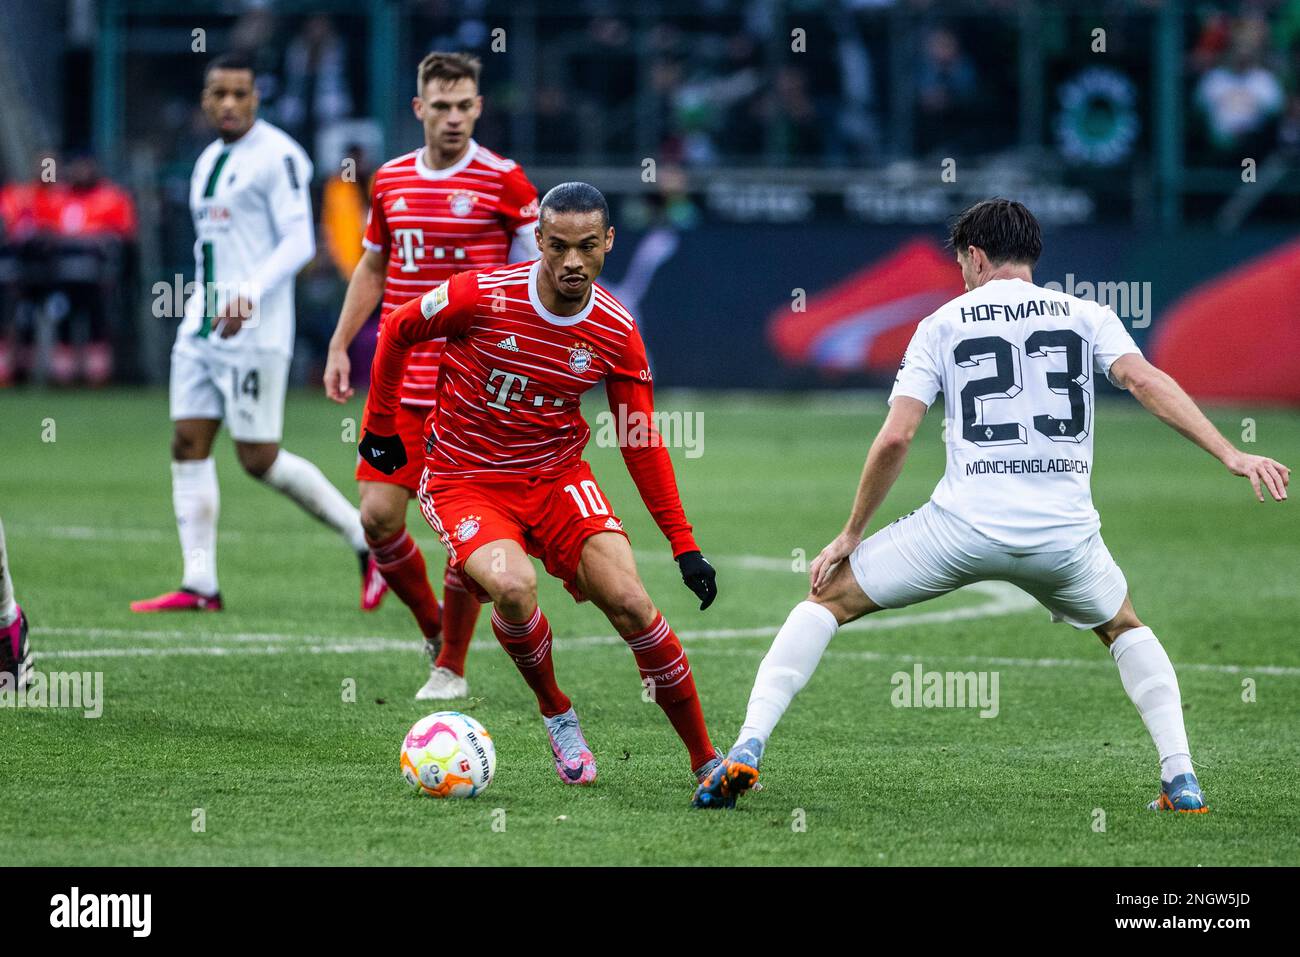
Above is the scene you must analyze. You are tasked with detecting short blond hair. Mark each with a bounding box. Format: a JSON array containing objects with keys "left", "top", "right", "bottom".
[{"left": 417, "top": 52, "right": 481, "bottom": 95}]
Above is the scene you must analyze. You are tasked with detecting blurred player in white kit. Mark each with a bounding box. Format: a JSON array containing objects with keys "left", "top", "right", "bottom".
[{"left": 133, "top": 53, "right": 380, "bottom": 613}]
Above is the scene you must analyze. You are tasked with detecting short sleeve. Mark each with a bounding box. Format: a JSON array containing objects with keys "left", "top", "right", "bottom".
[
  {"left": 266, "top": 147, "right": 313, "bottom": 236},
  {"left": 888, "top": 316, "right": 943, "bottom": 407},
  {"left": 1092, "top": 304, "right": 1141, "bottom": 387},
  {"left": 362, "top": 174, "right": 387, "bottom": 253},
  {"left": 497, "top": 164, "right": 540, "bottom": 235}
]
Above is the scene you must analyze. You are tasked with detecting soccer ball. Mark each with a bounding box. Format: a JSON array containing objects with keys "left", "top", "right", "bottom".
[{"left": 400, "top": 711, "right": 496, "bottom": 799}]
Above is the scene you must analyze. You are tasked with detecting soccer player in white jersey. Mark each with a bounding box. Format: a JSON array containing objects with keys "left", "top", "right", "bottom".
[
  {"left": 696, "top": 198, "right": 1290, "bottom": 813},
  {"left": 133, "top": 53, "right": 378, "bottom": 613}
]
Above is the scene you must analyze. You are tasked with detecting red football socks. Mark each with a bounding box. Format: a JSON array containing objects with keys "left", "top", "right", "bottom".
[
  {"left": 623, "top": 612, "right": 714, "bottom": 769},
  {"left": 368, "top": 528, "right": 442, "bottom": 641},
  {"left": 491, "top": 606, "right": 571, "bottom": 717},
  {"left": 435, "top": 562, "right": 482, "bottom": 677}
]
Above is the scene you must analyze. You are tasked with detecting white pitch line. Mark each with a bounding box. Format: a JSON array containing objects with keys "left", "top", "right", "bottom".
[
  {"left": 32, "top": 627, "right": 334, "bottom": 643},
  {"left": 28, "top": 580, "right": 1300, "bottom": 677},
  {"left": 22, "top": 525, "right": 245, "bottom": 543},
  {"left": 33, "top": 639, "right": 415, "bottom": 660},
  {"left": 688, "top": 646, "right": 1300, "bottom": 678},
  {"left": 14, "top": 523, "right": 803, "bottom": 572},
  {"left": 32, "top": 582, "right": 1031, "bottom": 659}
]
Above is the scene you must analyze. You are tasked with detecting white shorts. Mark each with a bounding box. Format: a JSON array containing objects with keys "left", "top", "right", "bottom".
[
  {"left": 169, "top": 343, "right": 290, "bottom": 443},
  {"left": 848, "top": 501, "right": 1128, "bottom": 629}
]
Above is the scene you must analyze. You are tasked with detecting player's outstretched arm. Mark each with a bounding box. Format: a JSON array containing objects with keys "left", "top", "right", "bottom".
[
  {"left": 357, "top": 290, "right": 422, "bottom": 476},
  {"left": 605, "top": 379, "right": 716, "bottom": 610},
  {"left": 360, "top": 273, "right": 477, "bottom": 473},
  {"left": 325, "top": 249, "right": 386, "bottom": 403},
  {"left": 1109, "top": 354, "right": 1290, "bottom": 503},
  {"left": 361, "top": 292, "right": 423, "bottom": 433},
  {"left": 810, "top": 397, "right": 927, "bottom": 594}
]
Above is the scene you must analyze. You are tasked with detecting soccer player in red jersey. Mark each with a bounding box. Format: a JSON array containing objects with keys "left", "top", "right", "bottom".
[
  {"left": 325, "top": 53, "right": 540, "bottom": 701},
  {"left": 359, "top": 183, "right": 723, "bottom": 786}
]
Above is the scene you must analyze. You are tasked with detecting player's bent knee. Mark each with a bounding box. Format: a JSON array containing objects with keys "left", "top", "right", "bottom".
[
  {"left": 808, "top": 593, "right": 862, "bottom": 626},
  {"left": 237, "top": 444, "right": 279, "bottom": 479},
  {"left": 489, "top": 571, "right": 537, "bottom": 617},
  {"left": 171, "top": 428, "right": 212, "bottom": 461},
  {"left": 1095, "top": 615, "right": 1144, "bottom": 647},
  {"left": 359, "top": 500, "right": 403, "bottom": 541},
  {"left": 599, "top": 584, "right": 656, "bottom": 632},
  {"left": 171, "top": 436, "right": 199, "bottom": 461},
  {"left": 1094, "top": 597, "right": 1144, "bottom": 646},
  {"left": 808, "top": 562, "right": 882, "bottom": 626}
]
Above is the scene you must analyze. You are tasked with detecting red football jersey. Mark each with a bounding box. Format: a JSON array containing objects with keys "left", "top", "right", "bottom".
[
  {"left": 365, "top": 261, "right": 699, "bottom": 557},
  {"left": 363, "top": 140, "right": 539, "bottom": 407}
]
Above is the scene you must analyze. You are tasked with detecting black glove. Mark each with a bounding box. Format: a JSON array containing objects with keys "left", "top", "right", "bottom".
[
  {"left": 358, "top": 430, "right": 407, "bottom": 476},
  {"left": 676, "top": 550, "right": 717, "bottom": 610}
]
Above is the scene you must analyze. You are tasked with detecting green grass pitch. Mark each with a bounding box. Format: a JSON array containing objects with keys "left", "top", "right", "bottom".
[{"left": 1, "top": 389, "right": 1297, "bottom": 866}]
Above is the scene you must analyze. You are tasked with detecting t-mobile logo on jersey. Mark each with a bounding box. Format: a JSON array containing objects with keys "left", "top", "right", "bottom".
[
  {"left": 485, "top": 369, "right": 564, "bottom": 412},
  {"left": 394, "top": 227, "right": 466, "bottom": 272},
  {"left": 393, "top": 228, "right": 425, "bottom": 273}
]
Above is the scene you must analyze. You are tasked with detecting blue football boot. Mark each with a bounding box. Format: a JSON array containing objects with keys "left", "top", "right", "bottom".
[
  {"left": 692, "top": 738, "right": 763, "bottom": 809},
  {"left": 1149, "top": 772, "right": 1209, "bottom": 813}
]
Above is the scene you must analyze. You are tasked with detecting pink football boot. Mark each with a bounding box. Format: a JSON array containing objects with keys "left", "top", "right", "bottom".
[
  {"left": 130, "top": 589, "right": 223, "bottom": 613},
  {"left": 544, "top": 707, "right": 598, "bottom": 785},
  {"left": 1, "top": 604, "right": 32, "bottom": 690},
  {"left": 360, "top": 552, "right": 389, "bottom": 611}
]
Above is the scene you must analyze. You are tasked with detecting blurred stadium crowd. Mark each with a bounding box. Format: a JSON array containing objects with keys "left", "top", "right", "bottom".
[
  {"left": 111, "top": 1, "right": 1300, "bottom": 168},
  {"left": 76, "top": 1, "right": 1300, "bottom": 170},
  {"left": 2, "top": 0, "right": 1299, "bottom": 387}
]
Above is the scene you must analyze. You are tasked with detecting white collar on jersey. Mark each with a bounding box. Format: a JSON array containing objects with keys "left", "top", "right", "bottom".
[
  {"left": 211, "top": 118, "right": 266, "bottom": 154},
  {"left": 414, "top": 140, "right": 479, "bottom": 180},
  {"left": 527, "top": 259, "right": 596, "bottom": 326}
]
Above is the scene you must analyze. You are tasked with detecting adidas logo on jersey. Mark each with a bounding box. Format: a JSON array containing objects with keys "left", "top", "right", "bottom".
[
  {"left": 604, "top": 517, "right": 622, "bottom": 531},
  {"left": 391, "top": 197, "right": 408, "bottom": 211},
  {"left": 497, "top": 336, "right": 520, "bottom": 352}
]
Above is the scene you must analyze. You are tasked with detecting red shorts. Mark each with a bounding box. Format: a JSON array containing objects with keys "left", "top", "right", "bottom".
[
  {"left": 416, "top": 460, "right": 629, "bottom": 604},
  {"left": 355, "top": 403, "right": 430, "bottom": 492}
]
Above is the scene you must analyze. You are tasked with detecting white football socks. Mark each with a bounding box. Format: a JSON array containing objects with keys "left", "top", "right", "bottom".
[
  {"left": 173, "top": 458, "right": 220, "bottom": 596},
  {"left": 0, "top": 517, "right": 17, "bottom": 627},
  {"left": 1110, "top": 626, "right": 1194, "bottom": 782},
  {"left": 260, "top": 450, "right": 367, "bottom": 553},
  {"left": 737, "top": 600, "right": 839, "bottom": 748}
]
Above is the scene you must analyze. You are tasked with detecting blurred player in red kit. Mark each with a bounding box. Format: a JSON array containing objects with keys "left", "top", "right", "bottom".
[
  {"left": 325, "top": 53, "right": 540, "bottom": 701},
  {"left": 359, "top": 182, "right": 724, "bottom": 786}
]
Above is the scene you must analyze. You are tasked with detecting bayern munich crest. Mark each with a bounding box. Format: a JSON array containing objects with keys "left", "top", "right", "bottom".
[
  {"left": 454, "top": 515, "right": 482, "bottom": 542},
  {"left": 448, "top": 190, "right": 477, "bottom": 217},
  {"left": 568, "top": 344, "right": 594, "bottom": 374}
]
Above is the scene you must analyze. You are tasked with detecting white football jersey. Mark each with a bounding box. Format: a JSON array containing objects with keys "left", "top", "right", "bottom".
[
  {"left": 890, "top": 277, "right": 1141, "bottom": 550},
  {"left": 177, "top": 119, "right": 313, "bottom": 356}
]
